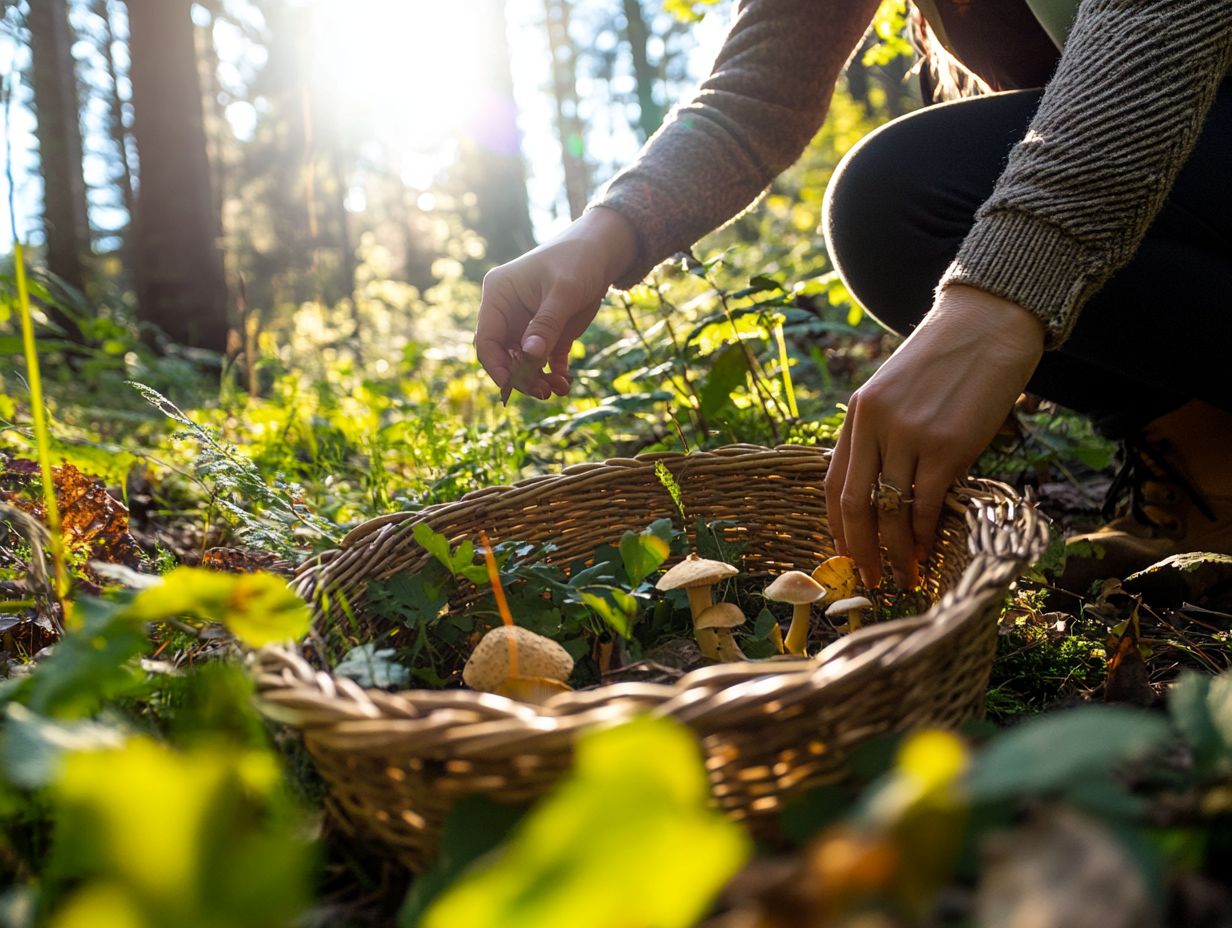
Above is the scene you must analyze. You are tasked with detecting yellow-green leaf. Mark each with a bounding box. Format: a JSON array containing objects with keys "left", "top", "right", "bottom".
[
  {"left": 423, "top": 716, "right": 749, "bottom": 928},
  {"left": 127, "top": 567, "right": 310, "bottom": 647}
]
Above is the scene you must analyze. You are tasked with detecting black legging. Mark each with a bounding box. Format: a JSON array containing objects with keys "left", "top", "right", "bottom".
[{"left": 823, "top": 83, "right": 1232, "bottom": 438}]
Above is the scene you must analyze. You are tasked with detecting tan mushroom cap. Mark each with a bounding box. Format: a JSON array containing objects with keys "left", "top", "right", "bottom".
[
  {"left": 826, "top": 595, "right": 873, "bottom": 617},
  {"left": 462, "top": 625, "right": 574, "bottom": 692},
  {"left": 696, "top": 602, "right": 746, "bottom": 630},
  {"left": 764, "top": 570, "right": 825, "bottom": 604},
  {"left": 656, "top": 554, "right": 739, "bottom": 591}
]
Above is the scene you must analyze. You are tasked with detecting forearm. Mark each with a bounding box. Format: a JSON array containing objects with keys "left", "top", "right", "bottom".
[
  {"left": 592, "top": 0, "right": 880, "bottom": 288},
  {"left": 942, "top": 0, "right": 1232, "bottom": 347}
]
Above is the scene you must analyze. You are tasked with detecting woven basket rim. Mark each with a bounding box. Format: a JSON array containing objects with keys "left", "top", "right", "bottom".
[{"left": 256, "top": 444, "right": 1048, "bottom": 748}]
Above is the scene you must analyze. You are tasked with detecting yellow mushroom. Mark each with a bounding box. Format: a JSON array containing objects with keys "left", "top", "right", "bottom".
[
  {"left": 764, "top": 570, "right": 826, "bottom": 656},
  {"left": 655, "top": 554, "right": 739, "bottom": 661},
  {"left": 696, "top": 602, "right": 747, "bottom": 662},
  {"left": 812, "top": 555, "right": 858, "bottom": 602}
]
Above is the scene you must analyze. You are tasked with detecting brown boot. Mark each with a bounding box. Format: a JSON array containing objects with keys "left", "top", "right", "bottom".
[{"left": 1058, "top": 402, "right": 1232, "bottom": 595}]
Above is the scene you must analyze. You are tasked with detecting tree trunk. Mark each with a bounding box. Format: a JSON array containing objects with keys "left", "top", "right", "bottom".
[
  {"left": 28, "top": 0, "right": 91, "bottom": 315},
  {"left": 620, "top": 0, "right": 664, "bottom": 141},
  {"left": 544, "top": 0, "right": 590, "bottom": 220},
  {"left": 465, "top": 0, "right": 535, "bottom": 267},
  {"left": 126, "top": 0, "right": 229, "bottom": 353},
  {"left": 91, "top": 0, "right": 138, "bottom": 259}
]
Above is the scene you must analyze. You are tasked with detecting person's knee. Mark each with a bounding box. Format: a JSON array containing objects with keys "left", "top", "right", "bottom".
[{"left": 822, "top": 122, "right": 935, "bottom": 335}]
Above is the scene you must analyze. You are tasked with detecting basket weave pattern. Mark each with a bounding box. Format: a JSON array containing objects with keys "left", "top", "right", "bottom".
[{"left": 255, "top": 444, "right": 1046, "bottom": 872}]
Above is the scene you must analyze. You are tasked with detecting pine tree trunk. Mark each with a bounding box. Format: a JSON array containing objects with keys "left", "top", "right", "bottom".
[
  {"left": 28, "top": 0, "right": 91, "bottom": 314},
  {"left": 467, "top": 0, "right": 535, "bottom": 267},
  {"left": 544, "top": 0, "right": 590, "bottom": 220},
  {"left": 620, "top": 0, "right": 664, "bottom": 141},
  {"left": 126, "top": 0, "right": 229, "bottom": 353},
  {"left": 91, "top": 0, "right": 137, "bottom": 261}
]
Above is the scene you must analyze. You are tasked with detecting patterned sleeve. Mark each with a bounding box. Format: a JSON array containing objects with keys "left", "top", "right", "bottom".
[
  {"left": 941, "top": 0, "right": 1232, "bottom": 347},
  {"left": 590, "top": 0, "right": 881, "bottom": 288}
]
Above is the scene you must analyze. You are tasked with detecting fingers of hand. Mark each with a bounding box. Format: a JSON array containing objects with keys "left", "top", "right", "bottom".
[
  {"left": 876, "top": 458, "right": 919, "bottom": 589},
  {"left": 476, "top": 269, "right": 526, "bottom": 390},
  {"left": 909, "top": 468, "right": 951, "bottom": 568},
  {"left": 834, "top": 415, "right": 882, "bottom": 588},
  {"left": 824, "top": 420, "right": 854, "bottom": 558},
  {"left": 520, "top": 279, "right": 583, "bottom": 363}
]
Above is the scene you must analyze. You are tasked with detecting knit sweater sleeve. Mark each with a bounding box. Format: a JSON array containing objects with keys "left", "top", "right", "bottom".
[
  {"left": 590, "top": 0, "right": 881, "bottom": 289},
  {"left": 941, "top": 0, "right": 1232, "bottom": 348}
]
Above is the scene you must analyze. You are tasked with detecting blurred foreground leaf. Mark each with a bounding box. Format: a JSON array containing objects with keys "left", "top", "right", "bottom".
[
  {"left": 422, "top": 716, "right": 750, "bottom": 928},
  {"left": 47, "top": 737, "right": 312, "bottom": 928},
  {"left": 967, "top": 706, "right": 1171, "bottom": 803},
  {"left": 128, "top": 567, "right": 310, "bottom": 647}
]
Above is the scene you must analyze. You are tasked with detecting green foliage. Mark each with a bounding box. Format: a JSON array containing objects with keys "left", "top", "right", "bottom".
[
  {"left": 362, "top": 520, "right": 690, "bottom": 686},
  {"left": 1168, "top": 672, "right": 1232, "bottom": 778},
  {"left": 130, "top": 384, "right": 339, "bottom": 557},
  {"left": 44, "top": 737, "right": 312, "bottom": 928},
  {"left": 966, "top": 706, "right": 1170, "bottom": 804},
  {"left": 663, "top": 0, "right": 722, "bottom": 24},
  {"left": 420, "top": 716, "right": 750, "bottom": 928},
  {"left": 864, "top": 0, "right": 914, "bottom": 67},
  {"left": 127, "top": 567, "right": 311, "bottom": 648}
]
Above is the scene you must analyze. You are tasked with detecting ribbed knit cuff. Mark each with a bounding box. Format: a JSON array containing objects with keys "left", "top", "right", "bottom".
[
  {"left": 588, "top": 179, "right": 687, "bottom": 290},
  {"left": 940, "top": 210, "right": 1102, "bottom": 349}
]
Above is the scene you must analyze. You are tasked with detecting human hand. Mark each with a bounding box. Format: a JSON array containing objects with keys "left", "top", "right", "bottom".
[
  {"left": 824, "top": 284, "right": 1045, "bottom": 589},
  {"left": 474, "top": 206, "right": 638, "bottom": 401}
]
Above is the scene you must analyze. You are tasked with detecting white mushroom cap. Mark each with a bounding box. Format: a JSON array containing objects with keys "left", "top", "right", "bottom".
[
  {"left": 825, "top": 596, "right": 873, "bottom": 617},
  {"left": 764, "top": 570, "right": 825, "bottom": 605},
  {"left": 696, "top": 602, "right": 746, "bottom": 630},
  {"left": 462, "top": 625, "right": 574, "bottom": 692},
  {"left": 656, "top": 554, "right": 738, "bottom": 591}
]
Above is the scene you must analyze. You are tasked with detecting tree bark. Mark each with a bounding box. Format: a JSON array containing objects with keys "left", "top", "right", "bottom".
[
  {"left": 464, "top": 0, "right": 535, "bottom": 267},
  {"left": 544, "top": 0, "right": 591, "bottom": 220},
  {"left": 28, "top": 0, "right": 91, "bottom": 313},
  {"left": 126, "top": 0, "right": 230, "bottom": 353},
  {"left": 620, "top": 0, "right": 664, "bottom": 141},
  {"left": 91, "top": 0, "right": 137, "bottom": 259}
]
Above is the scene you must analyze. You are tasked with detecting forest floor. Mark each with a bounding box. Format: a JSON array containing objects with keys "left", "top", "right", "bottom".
[{"left": 3, "top": 279, "right": 1232, "bottom": 928}]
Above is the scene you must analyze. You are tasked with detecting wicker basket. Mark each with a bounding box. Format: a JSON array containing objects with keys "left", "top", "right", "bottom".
[{"left": 254, "top": 444, "right": 1046, "bottom": 873}]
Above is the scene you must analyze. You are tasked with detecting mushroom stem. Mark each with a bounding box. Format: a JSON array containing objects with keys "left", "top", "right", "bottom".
[
  {"left": 784, "top": 603, "right": 812, "bottom": 655},
  {"left": 714, "top": 631, "right": 745, "bottom": 662},
  {"left": 686, "top": 586, "right": 723, "bottom": 659},
  {"left": 685, "top": 585, "right": 713, "bottom": 620},
  {"left": 696, "top": 628, "right": 723, "bottom": 661}
]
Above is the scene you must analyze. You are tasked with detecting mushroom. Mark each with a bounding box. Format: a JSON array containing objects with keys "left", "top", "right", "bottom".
[
  {"left": 462, "top": 625, "right": 574, "bottom": 705},
  {"left": 826, "top": 595, "right": 873, "bottom": 633},
  {"left": 812, "top": 555, "right": 858, "bottom": 602},
  {"left": 656, "top": 554, "right": 739, "bottom": 660},
  {"left": 696, "top": 602, "right": 747, "bottom": 662},
  {"left": 764, "top": 570, "right": 826, "bottom": 656}
]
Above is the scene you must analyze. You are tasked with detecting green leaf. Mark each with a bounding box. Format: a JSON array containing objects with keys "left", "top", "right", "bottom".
[
  {"left": 619, "top": 529, "right": 670, "bottom": 588},
  {"left": 26, "top": 603, "right": 149, "bottom": 718},
  {"left": 335, "top": 644, "right": 412, "bottom": 689},
  {"left": 413, "top": 523, "right": 455, "bottom": 573},
  {"left": 127, "top": 568, "right": 310, "bottom": 647},
  {"left": 698, "top": 343, "right": 750, "bottom": 420},
  {"left": 1169, "top": 672, "right": 1232, "bottom": 774},
  {"left": 1, "top": 704, "right": 126, "bottom": 789},
  {"left": 747, "top": 274, "right": 784, "bottom": 294},
  {"left": 368, "top": 567, "right": 451, "bottom": 631},
  {"left": 967, "top": 706, "right": 1171, "bottom": 803},
  {"left": 580, "top": 589, "right": 639, "bottom": 639},
  {"left": 422, "top": 717, "right": 750, "bottom": 928},
  {"left": 399, "top": 796, "right": 526, "bottom": 927},
  {"left": 49, "top": 737, "right": 312, "bottom": 927}
]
